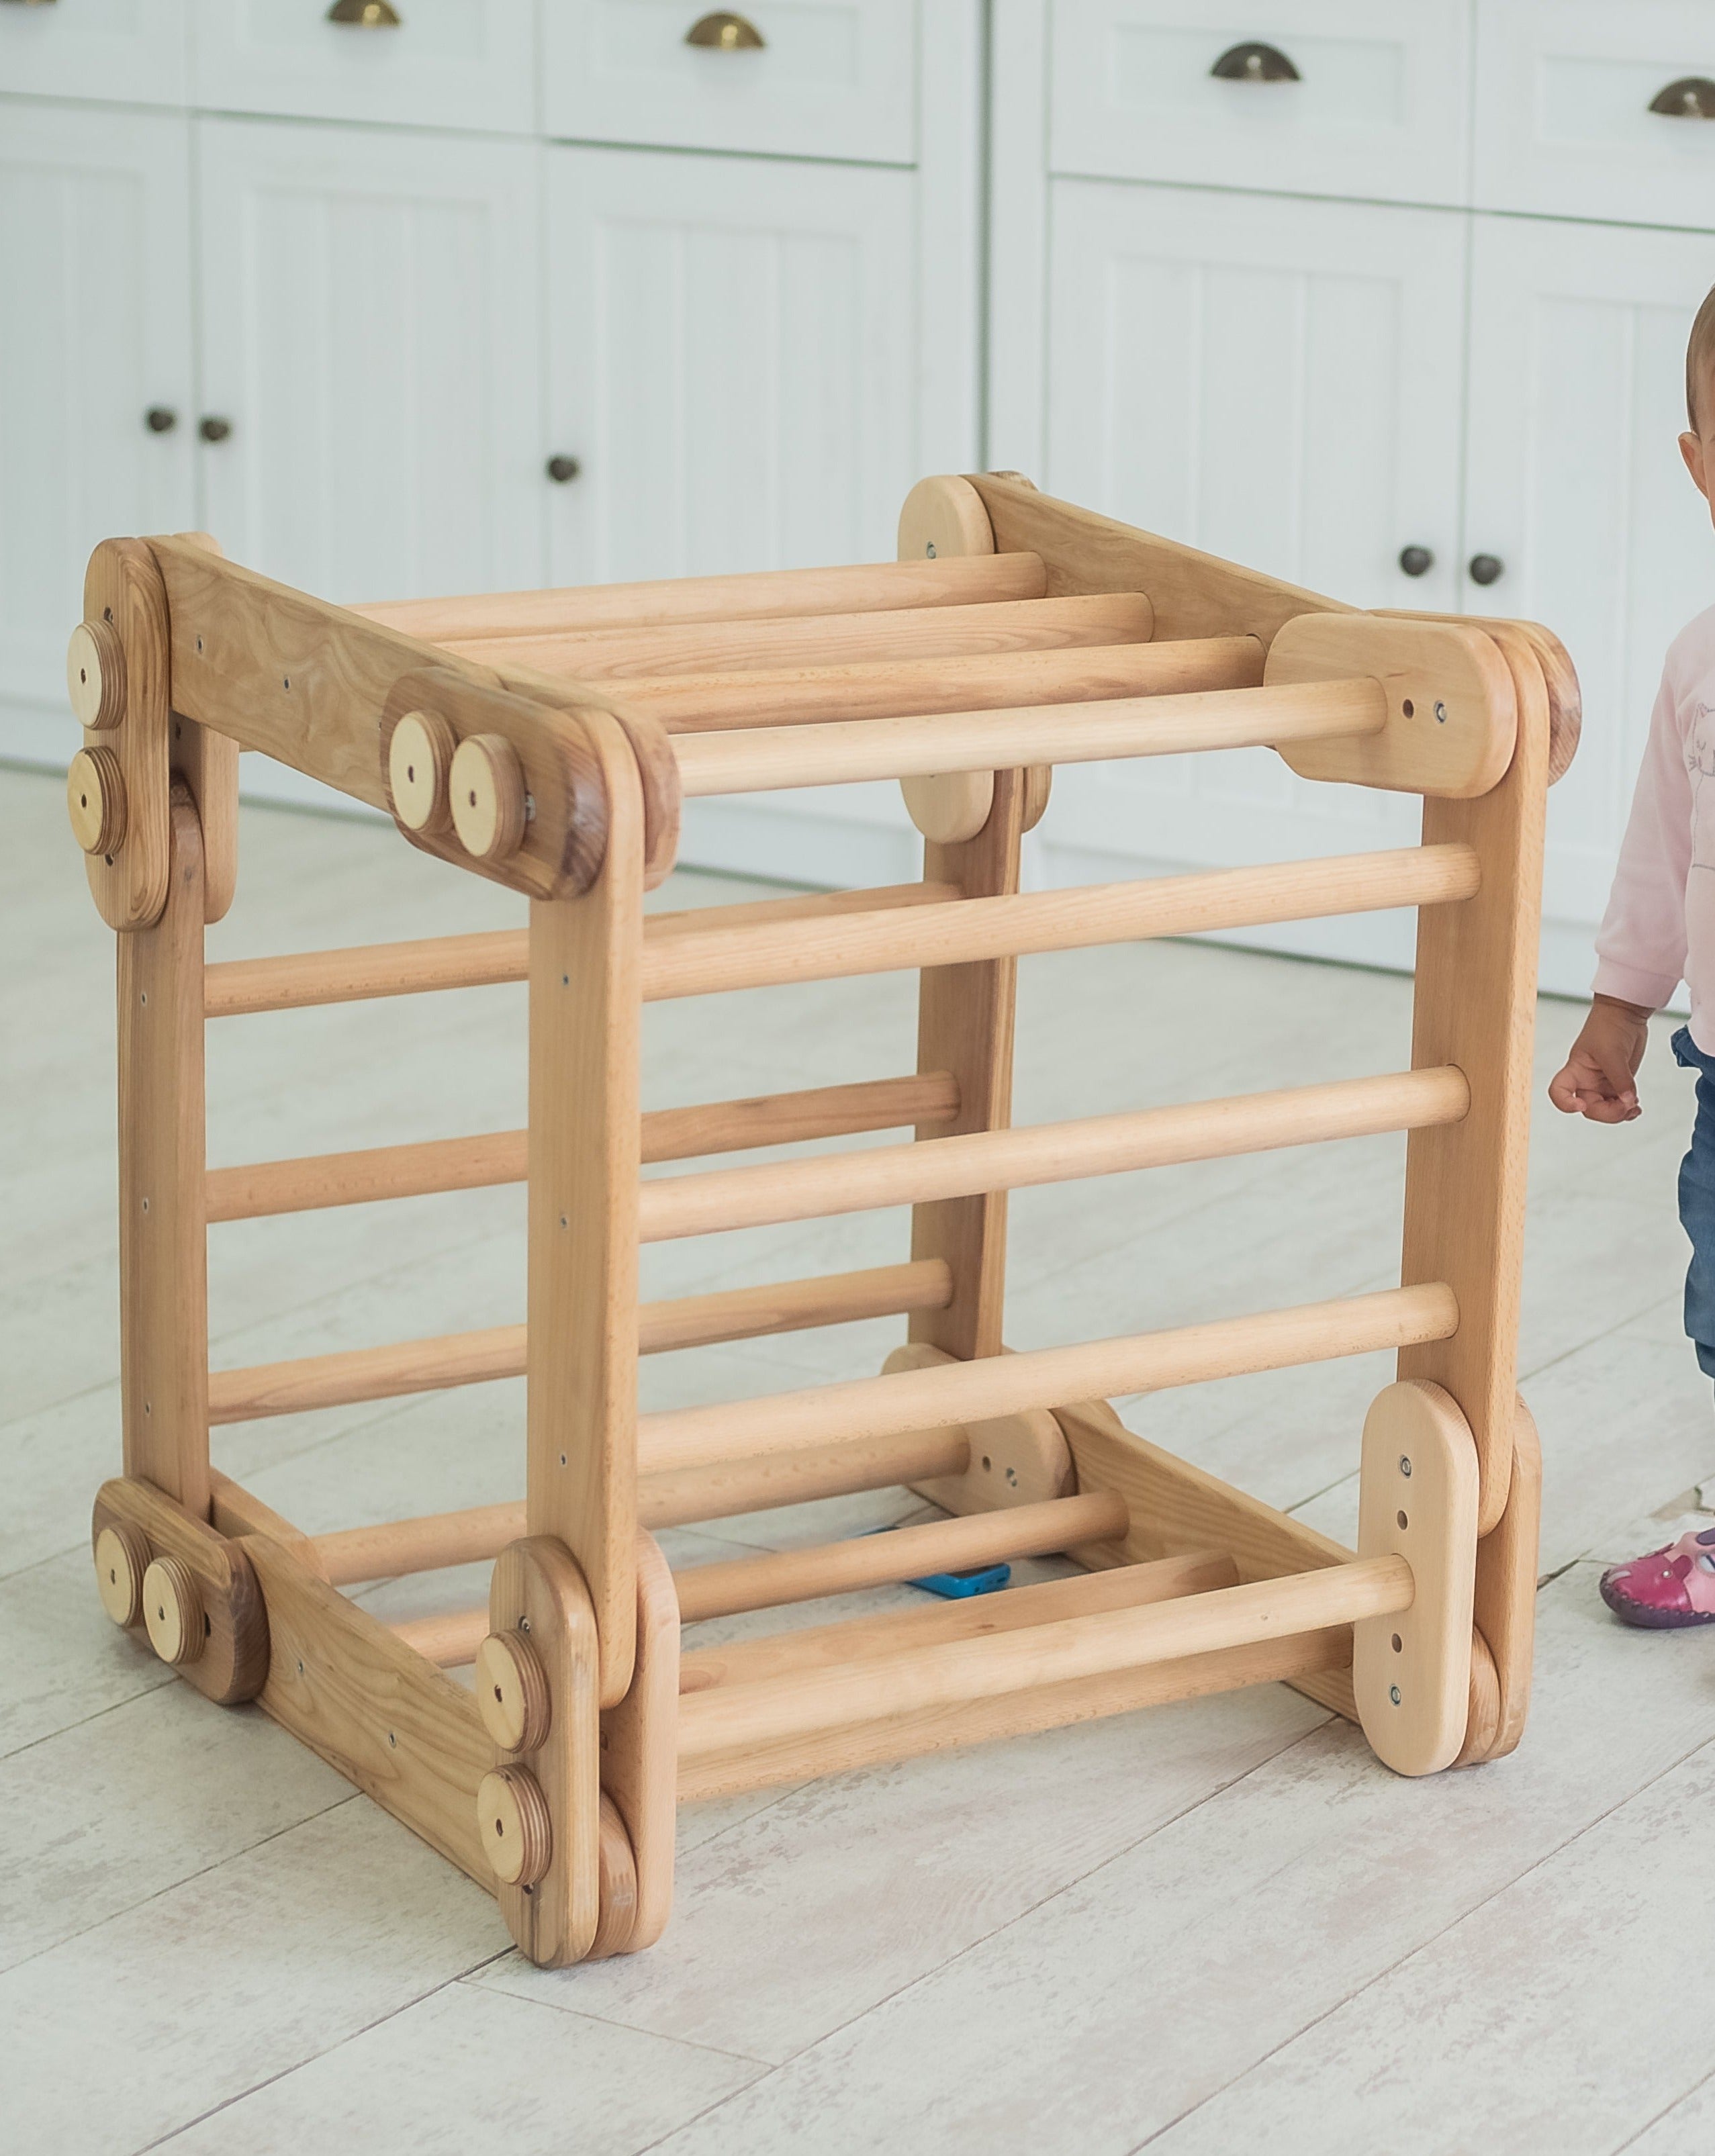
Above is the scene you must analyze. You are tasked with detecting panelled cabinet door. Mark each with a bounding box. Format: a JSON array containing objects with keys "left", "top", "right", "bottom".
[
  {"left": 0, "top": 0, "right": 187, "bottom": 107},
  {"left": 0, "top": 105, "right": 194, "bottom": 746},
  {"left": 195, "top": 120, "right": 545, "bottom": 612},
  {"left": 546, "top": 146, "right": 918, "bottom": 585},
  {"left": 1465, "top": 216, "right": 1715, "bottom": 998},
  {"left": 1041, "top": 181, "right": 1467, "bottom": 962}
]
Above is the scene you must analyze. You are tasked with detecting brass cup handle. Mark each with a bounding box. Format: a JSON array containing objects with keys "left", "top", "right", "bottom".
[
  {"left": 326, "top": 0, "right": 402, "bottom": 25},
  {"left": 686, "top": 11, "right": 765, "bottom": 50},
  {"left": 1649, "top": 77, "right": 1715, "bottom": 118},
  {"left": 1211, "top": 40, "right": 1300, "bottom": 83}
]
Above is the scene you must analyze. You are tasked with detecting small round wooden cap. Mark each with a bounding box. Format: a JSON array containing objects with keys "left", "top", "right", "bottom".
[
  {"left": 67, "top": 620, "right": 126, "bottom": 730},
  {"left": 67, "top": 746, "right": 127, "bottom": 857},
  {"left": 387, "top": 710, "right": 457, "bottom": 834},
  {"left": 475, "top": 1630, "right": 551, "bottom": 1754},
  {"left": 900, "top": 770, "right": 994, "bottom": 845},
  {"left": 142, "top": 1554, "right": 205, "bottom": 1667},
  {"left": 94, "top": 1522, "right": 149, "bottom": 1628},
  {"left": 477, "top": 1765, "right": 552, "bottom": 1886},
  {"left": 449, "top": 733, "right": 527, "bottom": 861}
]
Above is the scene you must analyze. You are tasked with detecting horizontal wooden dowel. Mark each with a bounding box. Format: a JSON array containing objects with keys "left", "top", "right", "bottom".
[
  {"left": 641, "top": 844, "right": 1483, "bottom": 1002},
  {"left": 673, "top": 673, "right": 1380, "bottom": 797},
  {"left": 207, "top": 1258, "right": 952, "bottom": 1425},
  {"left": 672, "top": 1491, "right": 1129, "bottom": 1624},
  {"left": 612, "top": 632, "right": 1265, "bottom": 737},
  {"left": 320, "top": 1501, "right": 523, "bottom": 1587},
  {"left": 438, "top": 592, "right": 1155, "bottom": 681},
  {"left": 353, "top": 553, "right": 1048, "bottom": 643},
  {"left": 641, "top": 1284, "right": 1459, "bottom": 1477},
  {"left": 207, "top": 1071, "right": 960, "bottom": 1223},
  {"left": 390, "top": 1606, "right": 492, "bottom": 1669},
  {"left": 639, "top": 1066, "right": 1469, "bottom": 1244},
  {"left": 203, "top": 880, "right": 958, "bottom": 1018},
  {"left": 676, "top": 1556, "right": 1414, "bottom": 1761}
]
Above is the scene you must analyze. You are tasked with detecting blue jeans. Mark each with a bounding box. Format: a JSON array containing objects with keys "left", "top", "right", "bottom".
[{"left": 1673, "top": 1027, "right": 1715, "bottom": 1378}]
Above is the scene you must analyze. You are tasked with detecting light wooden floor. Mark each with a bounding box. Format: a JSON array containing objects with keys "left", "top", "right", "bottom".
[{"left": 7, "top": 762, "right": 1715, "bottom": 2155}]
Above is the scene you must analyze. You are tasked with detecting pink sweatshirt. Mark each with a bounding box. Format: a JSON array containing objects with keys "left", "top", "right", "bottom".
[{"left": 1594, "top": 604, "right": 1715, "bottom": 1049}]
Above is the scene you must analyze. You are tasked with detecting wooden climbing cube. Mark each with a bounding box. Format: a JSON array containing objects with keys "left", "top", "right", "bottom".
[{"left": 73, "top": 475, "right": 1575, "bottom": 1965}]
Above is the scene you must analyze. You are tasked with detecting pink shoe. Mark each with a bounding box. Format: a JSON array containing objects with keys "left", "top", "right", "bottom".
[{"left": 1601, "top": 1528, "right": 1715, "bottom": 1628}]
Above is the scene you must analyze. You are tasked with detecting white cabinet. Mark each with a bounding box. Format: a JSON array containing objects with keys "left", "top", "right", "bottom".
[
  {"left": 1035, "top": 179, "right": 1467, "bottom": 964},
  {"left": 546, "top": 146, "right": 920, "bottom": 586},
  {"left": 0, "top": 0, "right": 187, "bottom": 108},
  {"left": 544, "top": 0, "right": 919, "bottom": 165},
  {"left": 0, "top": 103, "right": 194, "bottom": 762},
  {"left": 1464, "top": 215, "right": 1715, "bottom": 989},
  {"left": 195, "top": 120, "right": 545, "bottom": 611}
]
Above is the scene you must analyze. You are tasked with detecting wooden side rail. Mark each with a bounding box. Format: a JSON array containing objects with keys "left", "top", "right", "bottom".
[
  {"left": 675, "top": 1556, "right": 1415, "bottom": 1762},
  {"left": 641, "top": 844, "right": 1483, "bottom": 1001},
  {"left": 206, "top": 1072, "right": 960, "bottom": 1223},
  {"left": 355, "top": 551, "right": 1050, "bottom": 642},
  {"left": 202, "top": 880, "right": 958, "bottom": 1018},
  {"left": 439, "top": 592, "right": 1157, "bottom": 679},
  {"left": 637, "top": 1066, "right": 1470, "bottom": 1243},
  {"left": 580, "top": 632, "right": 1266, "bottom": 735},
  {"left": 207, "top": 1258, "right": 952, "bottom": 1425},
  {"left": 640, "top": 1284, "right": 1458, "bottom": 1476},
  {"left": 671, "top": 673, "right": 1381, "bottom": 796}
]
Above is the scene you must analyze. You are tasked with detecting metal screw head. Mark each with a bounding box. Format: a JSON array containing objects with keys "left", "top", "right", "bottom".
[
  {"left": 1399, "top": 1456, "right": 1412, "bottom": 1477},
  {"left": 925, "top": 541, "right": 937, "bottom": 558},
  {"left": 1434, "top": 702, "right": 1448, "bottom": 725},
  {"left": 1389, "top": 1685, "right": 1402, "bottom": 1705}
]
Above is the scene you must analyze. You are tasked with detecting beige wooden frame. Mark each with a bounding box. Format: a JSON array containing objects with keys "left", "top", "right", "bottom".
[{"left": 75, "top": 475, "right": 1572, "bottom": 1965}]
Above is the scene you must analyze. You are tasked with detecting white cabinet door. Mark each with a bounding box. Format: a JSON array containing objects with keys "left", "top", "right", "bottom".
[
  {"left": 545, "top": 145, "right": 927, "bottom": 884},
  {"left": 0, "top": 104, "right": 194, "bottom": 763},
  {"left": 196, "top": 120, "right": 545, "bottom": 614},
  {"left": 1038, "top": 180, "right": 1468, "bottom": 965},
  {"left": 1464, "top": 215, "right": 1715, "bottom": 1000}
]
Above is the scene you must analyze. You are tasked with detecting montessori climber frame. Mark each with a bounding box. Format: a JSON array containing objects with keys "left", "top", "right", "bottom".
[{"left": 72, "top": 475, "right": 1577, "bottom": 1967}]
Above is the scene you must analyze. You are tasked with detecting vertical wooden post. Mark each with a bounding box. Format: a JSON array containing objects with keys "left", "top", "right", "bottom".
[
  {"left": 1398, "top": 627, "right": 1550, "bottom": 1536},
  {"left": 117, "top": 784, "right": 210, "bottom": 1517},
  {"left": 526, "top": 712, "right": 644, "bottom": 1707}
]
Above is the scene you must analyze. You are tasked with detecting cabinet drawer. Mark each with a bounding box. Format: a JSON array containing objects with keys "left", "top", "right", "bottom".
[
  {"left": 1049, "top": 1, "right": 1471, "bottom": 207},
  {"left": 188, "top": 1, "right": 535, "bottom": 134},
  {"left": 0, "top": 0, "right": 186, "bottom": 107},
  {"left": 1476, "top": 3, "right": 1715, "bottom": 229},
  {"left": 543, "top": 1, "right": 917, "bottom": 165}
]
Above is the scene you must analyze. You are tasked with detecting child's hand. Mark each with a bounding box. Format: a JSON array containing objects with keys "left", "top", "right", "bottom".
[{"left": 1548, "top": 994, "right": 1653, "bottom": 1122}]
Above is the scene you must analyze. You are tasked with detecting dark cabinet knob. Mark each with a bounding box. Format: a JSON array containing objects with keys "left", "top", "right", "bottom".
[
  {"left": 144, "top": 406, "right": 178, "bottom": 434},
  {"left": 1468, "top": 553, "right": 1504, "bottom": 587},
  {"left": 1211, "top": 41, "right": 1300, "bottom": 83},
  {"left": 199, "top": 416, "right": 232, "bottom": 443},
  {"left": 545, "top": 454, "right": 582, "bottom": 483},
  {"left": 1398, "top": 545, "right": 1434, "bottom": 577}
]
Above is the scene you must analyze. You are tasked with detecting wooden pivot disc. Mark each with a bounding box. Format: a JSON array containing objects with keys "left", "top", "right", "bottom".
[
  {"left": 478, "top": 1764, "right": 553, "bottom": 1886},
  {"left": 897, "top": 474, "right": 994, "bottom": 562},
  {"left": 67, "top": 619, "right": 126, "bottom": 729},
  {"left": 901, "top": 770, "right": 994, "bottom": 845},
  {"left": 475, "top": 1629, "right": 552, "bottom": 1753},
  {"left": 387, "top": 709, "right": 457, "bottom": 834},
  {"left": 67, "top": 745, "right": 127, "bottom": 856},
  {"left": 142, "top": 1554, "right": 205, "bottom": 1666},
  {"left": 94, "top": 1521, "right": 149, "bottom": 1628},
  {"left": 449, "top": 732, "right": 527, "bottom": 861}
]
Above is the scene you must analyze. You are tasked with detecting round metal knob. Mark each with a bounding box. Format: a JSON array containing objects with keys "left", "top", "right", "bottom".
[
  {"left": 1468, "top": 553, "right": 1505, "bottom": 588},
  {"left": 144, "top": 406, "right": 178, "bottom": 434},
  {"left": 545, "top": 454, "right": 582, "bottom": 483},
  {"left": 1397, "top": 545, "right": 1434, "bottom": 579},
  {"left": 199, "top": 416, "right": 232, "bottom": 444}
]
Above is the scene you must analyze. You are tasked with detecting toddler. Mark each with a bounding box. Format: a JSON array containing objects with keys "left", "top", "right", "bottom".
[{"left": 1551, "top": 281, "right": 1715, "bottom": 1626}]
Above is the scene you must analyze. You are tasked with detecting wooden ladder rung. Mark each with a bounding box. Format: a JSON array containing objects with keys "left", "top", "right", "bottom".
[
  {"left": 672, "top": 671, "right": 1379, "bottom": 795},
  {"left": 207, "top": 1259, "right": 952, "bottom": 1425},
  {"left": 202, "top": 879, "right": 958, "bottom": 1018},
  {"left": 676, "top": 1556, "right": 1413, "bottom": 1763},
  {"left": 639, "top": 844, "right": 1482, "bottom": 1001},
  {"left": 637, "top": 1066, "right": 1469, "bottom": 1244},
  {"left": 206, "top": 1071, "right": 960, "bottom": 1222}
]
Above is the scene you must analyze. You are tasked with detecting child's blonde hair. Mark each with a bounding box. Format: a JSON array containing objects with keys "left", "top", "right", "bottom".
[{"left": 1689, "top": 282, "right": 1715, "bottom": 430}]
